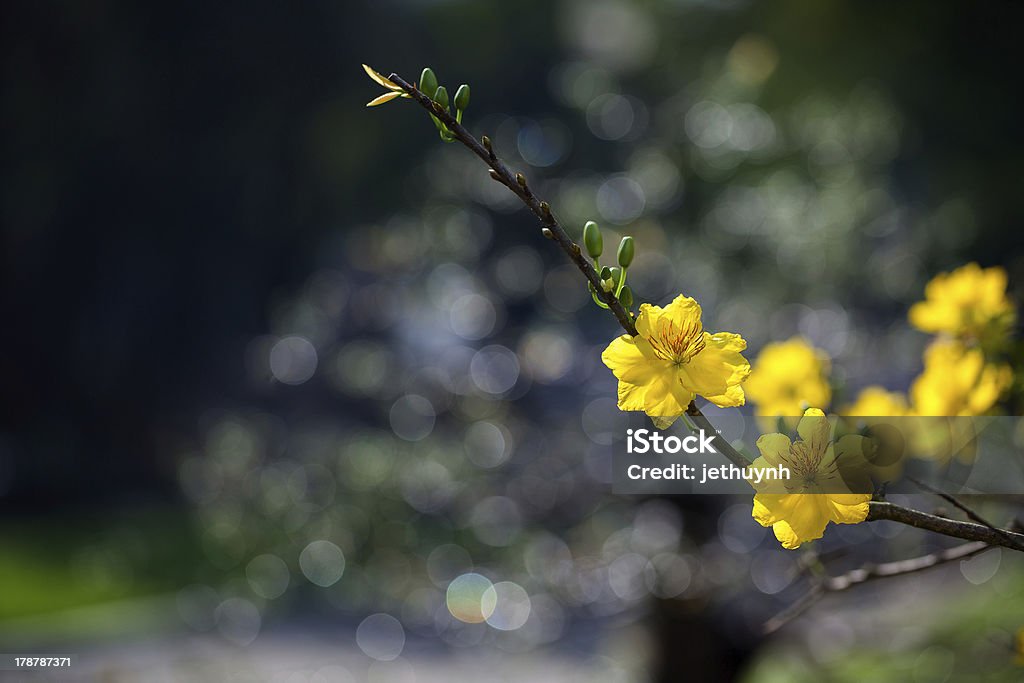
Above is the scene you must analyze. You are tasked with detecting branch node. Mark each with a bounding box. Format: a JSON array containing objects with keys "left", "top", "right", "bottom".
[
  {"left": 488, "top": 168, "right": 501, "bottom": 182},
  {"left": 541, "top": 227, "right": 554, "bottom": 240},
  {"left": 481, "top": 135, "right": 495, "bottom": 158}
]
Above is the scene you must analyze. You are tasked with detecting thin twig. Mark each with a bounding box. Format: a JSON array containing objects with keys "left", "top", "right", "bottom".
[
  {"left": 906, "top": 476, "right": 1024, "bottom": 551},
  {"left": 388, "top": 71, "right": 751, "bottom": 469},
  {"left": 763, "top": 539, "right": 991, "bottom": 634},
  {"left": 388, "top": 73, "right": 637, "bottom": 335},
  {"left": 867, "top": 501, "right": 1024, "bottom": 550}
]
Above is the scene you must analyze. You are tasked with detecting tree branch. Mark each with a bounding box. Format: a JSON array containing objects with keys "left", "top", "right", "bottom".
[
  {"left": 906, "top": 476, "right": 1024, "bottom": 551},
  {"left": 388, "top": 73, "right": 637, "bottom": 335},
  {"left": 763, "top": 539, "right": 991, "bottom": 634},
  {"left": 388, "top": 71, "right": 751, "bottom": 469},
  {"left": 867, "top": 501, "right": 1024, "bottom": 550}
]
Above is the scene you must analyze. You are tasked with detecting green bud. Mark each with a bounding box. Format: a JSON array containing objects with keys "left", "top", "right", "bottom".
[
  {"left": 617, "top": 236, "right": 634, "bottom": 268},
  {"left": 619, "top": 285, "right": 634, "bottom": 308},
  {"left": 434, "top": 85, "right": 450, "bottom": 110},
  {"left": 583, "top": 220, "right": 603, "bottom": 259},
  {"left": 600, "top": 266, "right": 611, "bottom": 280},
  {"left": 454, "top": 84, "right": 470, "bottom": 112},
  {"left": 419, "top": 68, "right": 438, "bottom": 97},
  {"left": 609, "top": 266, "right": 622, "bottom": 286}
]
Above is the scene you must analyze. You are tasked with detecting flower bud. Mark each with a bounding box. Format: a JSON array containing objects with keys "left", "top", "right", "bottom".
[
  {"left": 617, "top": 236, "right": 634, "bottom": 268},
  {"left": 600, "top": 266, "right": 611, "bottom": 280},
  {"left": 609, "top": 267, "right": 622, "bottom": 286},
  {"left": 454, "top": 84, "right": 471, "bottom": 112},
  {"left": 419, "top": 68, "right": 438, "bottom": 97},
  {"left": 618, "top": 285, "right": 634, "bottom": 308},
  {"left": 434, "top": 85, "right": 450, "bottom": 110},
  {"left": 583, "top": 220, "right": 603, "bottom": 259}
]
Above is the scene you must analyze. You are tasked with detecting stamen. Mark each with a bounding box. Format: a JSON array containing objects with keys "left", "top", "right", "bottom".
[{"left": 648, "top": 318, "right": 706, "bottom": 364}]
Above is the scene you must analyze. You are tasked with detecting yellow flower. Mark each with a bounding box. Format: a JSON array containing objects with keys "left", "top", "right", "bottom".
[
  {"left": 838, "top": 388, "right": 909, "bottom": 481},
  {"left": 362, "top": 64, "right": 411, "bottom": 107},
  {"left": 750, "top": 409, "right": 872, "bottom": 549},
  {"left": 744, "top": 337, "right": 831, "bottom": 417},
  {"left": 908, "top": 262, "right": 1014, "bottom": 346},
  {"left": 910, "top": 339, "right": 1011, "bottom": 416},
  {"left": 907, "top": 340, "right": 1011, "bottom": 463},
  {"left": 601, "top": 295, "right": 750, "bottom": 426},
  {"left": 842, "top": 386, "right": 908, "bottom": 417}
]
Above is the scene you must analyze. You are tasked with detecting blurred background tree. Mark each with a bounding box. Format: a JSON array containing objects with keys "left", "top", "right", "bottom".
[{"left": 3, "top": 0, "right": 1024, "bottom": 680}]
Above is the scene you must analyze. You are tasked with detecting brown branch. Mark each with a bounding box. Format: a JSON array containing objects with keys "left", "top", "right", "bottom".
[
  {"left": 867, "top": 501, "right": 1024, "bottom": 551},
  {"left": 388, "top": 72, "right": 637, "bottom": 335},
  {"left": 906, "top": 476, "right": 1024, "bottom": 551},
  {"left": 763, "top": 539, "right": 991, "bottom": 634},
  {"left": 388, "top": 71, "right": 751, "bottom": 469}
]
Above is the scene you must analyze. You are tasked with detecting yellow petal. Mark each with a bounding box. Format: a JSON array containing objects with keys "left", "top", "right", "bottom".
[
  {"left": 362, "top": 63, "right": 400, "bottom": 90},
  {"left": 771, "top": 520, "right": 803, "bottom": 549},
  {"left": 752, "top": 494, "right": 779, "bottom": 527},
  {"left": 678, "top": 332, "right": 750, "bottom": 406},
  {"left": 651, "top": 415, "right": 680, "bottom": 429},
  {"left": 635, "top": 295, "right": 701, "bottom": 340},
  {"left": 826, "top": 494, "right": 870, "bottom": 524},
  {"left": 752, "top": 493, "right": 799, "bottom": 527},
  {"left": 602, "top": 335, "right": 663, "bottom": 386},
  {"left": 617, "top": 373, "right": 690, "bottom": 418},
  {"left": 701, "top": 384, "right": 747, "bottom": 408},
  {"left": 748, "top": 456, "right": 790, "bottom": 493},
  {"left": 756, "top": 493, "right": 832, "bottom": 548},
  {"left": 779, "top": 495, "right": 830, "bottom": 545},
  {"left": 634, "top": 303, "right": 662, "bottom": 339},
  {"left": 797, "top": 408, "right": 830, "bottom": 454},
  {"left": 660, "top": 294, "right": 703, "bottom": 326},
  {"left": 908, "top": 300, "right": 952, "bottom": 334},
  {"left": 366, "top": 91, "right": 402, "bottom": 107},
  {"left": 755, "top": 433, "right": 792, "bottom": 467}
]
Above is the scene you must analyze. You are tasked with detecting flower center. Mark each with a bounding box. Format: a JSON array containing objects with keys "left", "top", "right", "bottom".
[
  {"left": 648, "top": 319, "right": 706, "bottom": 365},
  {"left": 779, "top": 441, "right": 838, "bottom": 492}
]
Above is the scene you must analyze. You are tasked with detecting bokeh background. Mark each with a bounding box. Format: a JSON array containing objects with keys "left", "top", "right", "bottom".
[{"left": 3, "top": 0, "right": 1024, "bottom": 681}]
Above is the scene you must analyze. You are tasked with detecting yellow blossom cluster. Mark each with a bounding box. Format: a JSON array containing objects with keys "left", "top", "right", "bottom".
[
  {"left": 844, "top": 263, "right": 1013, "bottom": 419},
  {"left": 740, "top": 264, "right": 1015, "bottom": 547},
  {"left": 908, "top": 262, "right": 1014, "bottom": 349}
]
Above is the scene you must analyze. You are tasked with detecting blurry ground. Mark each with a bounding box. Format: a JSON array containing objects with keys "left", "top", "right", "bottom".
[
  {"left": 3, "top": 614, "right": 639, "bottom": 683},
  {"left": 9, "top": 635, "right": 621, "bottom": 683}
]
